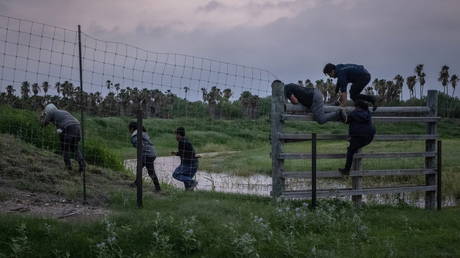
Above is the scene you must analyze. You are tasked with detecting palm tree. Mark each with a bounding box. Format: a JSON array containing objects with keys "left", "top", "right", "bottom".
[
  {"left": 6, "top": 85, "right": 15, "bottom": 96},
  {"left": 42, "top": 81, "right": 49, "bottom": 97},
  {"left": 222, "top": 88, "right": 232, "bottom": 100},
  {"left": 55, "top": 82, "right": 61, "bottom": 97},
  {"left": 20, "top": 81, "right": 30, "bottom": 99},
  {"left": 415, "top": 64, "right": 426, "bottom": 98},
  {"left": 31, "top": 83, "right": 40, "bottom": 96},
  {"left": 393, "top": 75, "right": 404, "bottom": 101},
  {"left": 406, "top": 76, "right": 417, "bottom": 99},
  {"left": 438, "top": 65, "right": 450, "bottom": 95},
  {"left": 451, "top": 74, "right": 459, "bottom": 96},
  {"left": 183, "top": 86, "right": 190, "bottom": 101}
]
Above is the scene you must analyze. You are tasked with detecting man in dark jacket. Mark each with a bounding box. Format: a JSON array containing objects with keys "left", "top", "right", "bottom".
[
  {"left": 129, "top": 122, "right": 161, "bottom": 192},
  {"left": 339, "top": 100, "right": 376, "bottom": 175},
  {"left": 284, "top": 82, "right": 347, "bottom": 124},
  {"left": 171, "top": 127, "right": 199, "bottom": 191},
  {"left": 323, "top": 63, "right": 377, "bottom": 110},
  {"left": 40, "top": 103, "right": 86, "bottom": 172}
]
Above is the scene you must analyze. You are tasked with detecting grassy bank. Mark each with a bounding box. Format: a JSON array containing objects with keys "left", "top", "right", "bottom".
[
  {"left": 0, "top": 129, "right": 459, "bottom": 257},
  {"left": 0, "top": 191, "right": 459, "bottom": 257}
]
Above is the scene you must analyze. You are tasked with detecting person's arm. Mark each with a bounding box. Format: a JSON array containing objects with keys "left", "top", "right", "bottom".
[
  {"left": 289, "top": 94, "right": 299, "bottom": 104},
  {"left": 130, "top": 135, "right": 137, "bottom": 148},
  {"left": 40, "top": 111, "right": 51, "bottom": 126}
]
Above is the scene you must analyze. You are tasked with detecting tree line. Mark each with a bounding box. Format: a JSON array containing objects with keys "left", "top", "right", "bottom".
[
  {"left": 1, "top": 64, "right": 459, "bottom": 119},
  {"left": 0, "top": 80, "right": 270, "bottom": 120}
]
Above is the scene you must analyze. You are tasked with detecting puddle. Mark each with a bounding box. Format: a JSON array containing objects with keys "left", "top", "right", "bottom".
[{"left": 123, "top": 157, "right": 458, "bottom": 207}]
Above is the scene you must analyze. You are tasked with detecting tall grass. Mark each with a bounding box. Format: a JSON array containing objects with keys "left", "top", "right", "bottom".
[{"left": 0, "top": 191, "right": 459, "bottom": 257}]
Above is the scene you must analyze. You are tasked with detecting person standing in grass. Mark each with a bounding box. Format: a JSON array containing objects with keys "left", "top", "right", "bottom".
[
  {"left": 283, "top": 81, "right": 348, "bottom": 124},
  {"left": 40, "top": 103, "right": 86, "bottom": 172},
  {"left": 128, "top": 121, "right": 161, "bottom": 192},
  {"left": 171, "top": 127, "right": 199, "bottom": 191},
  {"left": 323, "top": 63, "right": 378, "bottom": 110},
  {"left": 339, "top": 100, "right": 376, "bottom": 176}
]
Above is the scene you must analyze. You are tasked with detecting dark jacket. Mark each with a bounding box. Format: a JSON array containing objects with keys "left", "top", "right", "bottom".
[
  {"left": 347, "top": 108, "right": 376, "bottom": 137},
  {"left": 335, "top": 64, "right": 370, "bottom": 93},
  {"left": 131, "top": 130, "right": 157, "bottom": 158},
  {"left": 176, "top": 137, "right": 197, "bottom": 166},
  {"left": 284, "top": 83, "right": 315, "bottom": 107}
]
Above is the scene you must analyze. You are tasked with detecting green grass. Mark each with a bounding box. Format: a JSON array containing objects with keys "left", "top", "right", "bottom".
[
  {"left": 0, "top": 191, "right": 459, "bottom": 257},
  {"left": 0, "top": 124, "right": 459, "bottom": 257}
]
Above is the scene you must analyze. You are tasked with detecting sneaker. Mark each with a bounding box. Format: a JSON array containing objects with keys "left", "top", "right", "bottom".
[
  {"left": 338, "top": 168, "right": 350, "bottom": 176},
  {"left": 187, "top": 180, "right": 198, "bottom": 191},
  {"left": 338, "top": 109, "right": 348, "bottom": 123}
]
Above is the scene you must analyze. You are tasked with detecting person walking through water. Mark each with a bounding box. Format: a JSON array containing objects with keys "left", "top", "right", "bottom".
[
  {"left": 323, "top": 63, "right": 378, "bottom": 111},
  {"left": 128, "top": 122, "right": 161, "bottom": 192},
  {"left": 40, "top": 103, "right": 86, "bottom": 172},
  {"left": 282, "top": 80, "right": 348, "bottom": 124},
  {"left": 171, "top": 127, "right": 199, "bottom": 191}
]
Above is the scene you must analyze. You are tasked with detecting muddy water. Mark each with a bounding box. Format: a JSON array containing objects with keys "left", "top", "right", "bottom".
[{"left": 123, "top": 157, "right": 457, "bottom": 207}]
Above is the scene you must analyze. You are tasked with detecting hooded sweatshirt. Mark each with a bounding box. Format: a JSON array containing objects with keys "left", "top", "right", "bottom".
[
  {"left": 130, "top": 130, "right": 157, "bottom": 158},
  {"left": 347, "top": 108, "right": 376, "bottom": 137},
  {"left": 42, "top": 103, "right": 80, "bottom": 130}
]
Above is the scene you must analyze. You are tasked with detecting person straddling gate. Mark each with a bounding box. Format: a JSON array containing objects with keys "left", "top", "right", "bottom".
[
  {"left": 323, "top": 63, "right": 378, "bottom": 111},
  {"left": 283, "top": 81, "right": 348, "bottom": 124},
  {"left": 40, "top": 103, "right": 86, "bottom": 172},
  {"left": 128, "top": 122, "right": 161, "bottom": 192},
  {"left": 339, "top": 100, "right": 376, "bottom": 176},
  {"left": 171, "top": 127, "right": 200, "bottom": 191}
]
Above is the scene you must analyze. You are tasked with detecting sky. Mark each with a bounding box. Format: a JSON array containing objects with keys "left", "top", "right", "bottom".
[{"left": 1, "top": 0, "right": 460, "bottom": 98}]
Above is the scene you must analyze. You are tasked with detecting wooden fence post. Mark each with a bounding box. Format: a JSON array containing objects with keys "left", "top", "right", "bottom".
[
  {"left": 352, "top": 149, "right": 362, "bottom": 205},
  {"left": 271, "top": 81, "right": 285, "bottom": 198},
  {"left": 437, "top": 140, "right": 442, "bottom": 210},
  {"left": 425, "top": 90, "right": 438, "bottom": 209}
]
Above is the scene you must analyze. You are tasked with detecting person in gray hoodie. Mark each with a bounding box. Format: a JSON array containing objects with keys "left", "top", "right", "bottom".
[
  {"left": 40, "top": 103, "right": 86, "bottom": 172},
  {"left": 128, "top": 122, "right": 161, "bottom": 192}
]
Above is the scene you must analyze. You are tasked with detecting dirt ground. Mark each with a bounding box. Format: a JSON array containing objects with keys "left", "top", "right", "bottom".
[{"left": 0, "top": 187, "right": 110, "bottom": 221}]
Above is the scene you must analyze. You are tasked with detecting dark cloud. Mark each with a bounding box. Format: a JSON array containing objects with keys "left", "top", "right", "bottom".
[{"left": 1, "top": 0, "right": 460, "bottom": 97}]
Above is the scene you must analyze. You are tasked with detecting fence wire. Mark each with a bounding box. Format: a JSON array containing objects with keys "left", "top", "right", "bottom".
[{"left": 0, "top": 14, "right": 280, "bottom": 196}]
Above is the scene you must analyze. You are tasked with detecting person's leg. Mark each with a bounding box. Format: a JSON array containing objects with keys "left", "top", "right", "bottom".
[
  {"left": 145, "top": 156, "right": 161, "bottom": 192},
  {"left": 311, "top": 90, "right": 340, "bottom": 124},
  {"left": 173, "top": 165, "right": 191, "bottom": 189},
  {"left": 349, "top": 74, "right": 375, "bottom": 104},
  {"left": 68, "top": 125, "right": 85, "bottom": 172},
  {"left": 61, "top": 129, "right": 72, "bottom": 170},
  {"left": 342, "top": 136, "right": 374, "bottom": 174}
]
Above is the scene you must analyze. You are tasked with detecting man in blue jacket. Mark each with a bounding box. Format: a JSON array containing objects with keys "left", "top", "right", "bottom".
[
  {"left": 171, "top": 127, "right": 200, "bottom": 191},
  {"left": 323, "top": 63, "right": 377, "bottom": 110}
]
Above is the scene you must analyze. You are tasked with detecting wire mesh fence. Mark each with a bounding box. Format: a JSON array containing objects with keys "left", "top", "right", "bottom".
[{"left": 0, "top": 14, "right": 279, "bottom": 199}]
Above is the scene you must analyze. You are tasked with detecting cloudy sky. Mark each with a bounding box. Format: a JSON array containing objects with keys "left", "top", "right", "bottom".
[{"left": 1, "top": 0, "right": 460, "bottom": 97}]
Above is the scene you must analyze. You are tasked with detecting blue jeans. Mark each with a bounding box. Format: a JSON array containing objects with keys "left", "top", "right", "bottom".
[{"left": 173, "top": 163, "right": 197, "bottom": 188}]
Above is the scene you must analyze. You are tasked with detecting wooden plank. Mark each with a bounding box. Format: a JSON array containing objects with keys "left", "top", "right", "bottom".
[
  {"left": 373, "top": 116, "right": 440, "bottom": 122},
  {"left": 279, "top": 152, "right": 436, "bottom": 160},
  {"left": 281, "top": 114, "right": 313, "bottom": 121},
  {"left": 282, "top": 168, "right": 436, "bottom": 179},
  {"left": 281, "top": 185, "right": 437, "bottom": 199},
  {"left": 286, "top": 103, "right": 430, "bottom": 114},
  {"left": 279, "top": 133, "right": 438, "bottom": 142},
  {"left": 281, "top": 114, "right": 439, "bottom": 123}
]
